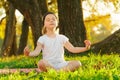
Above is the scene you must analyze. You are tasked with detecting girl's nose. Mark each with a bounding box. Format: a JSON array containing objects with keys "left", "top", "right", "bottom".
[{"left": 50, "top": 19, "right": 54, "bottom": 22}]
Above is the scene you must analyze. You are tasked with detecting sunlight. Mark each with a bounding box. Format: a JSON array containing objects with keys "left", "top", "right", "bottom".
[
  {"left": 96, "top": 1, "right": 114, "bottom": 15},
  {"left": 93, "top": 27, "right": 100, "bottom": 34},
  {"left": 83, "top": 1, "right": 115, "bottom": 19},
  {"left": 111, "top": 12, "right": 120, "bottom": 33},
  {"left": 0, "top": 8, "right": 6, "bottom": 20},
  {"left": 89, "top": 0, "right": 96, "bottom": 4},
  {"left": 82, "top": 1, "right": 91, "bottom": 19},
  {"left": 83, "top": 0, "right": 120, "bottom": 35},
  {"left": 111, "top": 12, "right": 120, "bottom": 25},
  {"left": 15, "top": 10, "right": 23, "bottom": 23}
]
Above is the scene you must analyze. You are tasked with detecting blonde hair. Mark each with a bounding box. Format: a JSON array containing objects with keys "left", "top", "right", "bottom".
[{"left": 42, "top": 26, "right": 47, "bottom": 35}]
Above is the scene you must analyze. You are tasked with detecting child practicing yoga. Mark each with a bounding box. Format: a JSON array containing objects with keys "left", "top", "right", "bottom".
[{"left": 24, "top": 12, "right": 91, "bottom": 72}]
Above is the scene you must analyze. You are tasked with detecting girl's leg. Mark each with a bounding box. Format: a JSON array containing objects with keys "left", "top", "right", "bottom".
[
  {"left": 60, "top": 60, "right": 81, "bottom": 72},
  {"left": 37, "top": 59, "right": 55, "bottom": 72}
]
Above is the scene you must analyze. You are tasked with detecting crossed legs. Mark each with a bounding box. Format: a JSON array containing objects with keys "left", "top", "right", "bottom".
[
  {"left": 61, "top": 60, "right": 81, "bottom": 72},
  {"left": 37, "top": 59, "right": 54, "bottom": 72},
  {"left": 38, "top": 59, "right": 81, "bottom": 72}
]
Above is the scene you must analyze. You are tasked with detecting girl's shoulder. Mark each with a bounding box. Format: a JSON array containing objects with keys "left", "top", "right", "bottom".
[
  {"left": 57, "top": 34, "right": 69, "bottom": 40},
  {"left": 37, "top": 35, "right": 47, "bottom": 43},
  {"left": 38, "top": 35, "right": 47, "bottom": 40},
  {"left": 57, "top": 34, "right": 68, "bottom": 38},
  {"left": 57, "top": 34, "right": 69, "bottom": 42}
]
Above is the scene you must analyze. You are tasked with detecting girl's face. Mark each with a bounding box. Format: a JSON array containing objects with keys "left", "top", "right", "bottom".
[{"left": 44, "top": 14, "right": 58, "bottom": 29}]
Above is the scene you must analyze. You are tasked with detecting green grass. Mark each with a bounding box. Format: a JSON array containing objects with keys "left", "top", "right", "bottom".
[
  {"left": 0, "top": 55, "right": 41, "bottom": 68},
  {"left": 0, "top": 53, "right": 120, "bottom": 80}
]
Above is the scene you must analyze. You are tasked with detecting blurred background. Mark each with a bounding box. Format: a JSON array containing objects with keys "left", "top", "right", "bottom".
[{"left": 0, "top": 0, "right": 120, "bottom": 56}]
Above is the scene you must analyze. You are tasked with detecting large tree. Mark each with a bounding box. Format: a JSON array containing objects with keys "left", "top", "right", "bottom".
[
  {"left": 57, "top": 0, "right": 87, "bottom": 54},
  {"left": 0, "top": 2, "right": 16, "bottom": 57},
  {"left": 91, "top": 29, "right": 120, "bottom": 54},
  {"left": 1, "top": 0, "right": 48, "bottom": 56},
  {"left": 1, "top": 0, "right": 120, "bottom": 57},
  {"left": 57, "top": 0, "right": 120, "bottom": 54},
  {"left": 17, "top": 18, "right": 29, "bottom": 55},
  {"left": 16, "top": 0, "right": 48, "bottom": 55},
  {"left": 8, "top": 0, "right": 43, "bottom": 47}
]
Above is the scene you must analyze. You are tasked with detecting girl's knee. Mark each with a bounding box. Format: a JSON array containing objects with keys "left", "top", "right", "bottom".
[
  {"left": 69, "top": 60, "right": 81, "bottom": 68},
  {"left": 74, "top": 61, "right": 82, "bottom": 68},
  {"left": 38, "top": 60, "right": 46, "bottom": 65},
  {"left": 38, "top": 60, "right": 47, "bottom": 71}
]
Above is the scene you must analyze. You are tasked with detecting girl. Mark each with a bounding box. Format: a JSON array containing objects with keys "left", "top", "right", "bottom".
[{"left": 24, "top": 12, "right": 91, "bottom": 72}]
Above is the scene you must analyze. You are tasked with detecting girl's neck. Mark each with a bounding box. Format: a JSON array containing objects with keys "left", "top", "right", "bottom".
[
  {"left": 46, "top": 28, "right": 56, "bottom": 35},
  {"left": 46, "top": 30, "right": 56, "bottom": 38}
]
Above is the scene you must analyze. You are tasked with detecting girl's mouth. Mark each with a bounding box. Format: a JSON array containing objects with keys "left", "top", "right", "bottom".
[{"left": 50, "top": 24, "right": 55, "bottom": 25}]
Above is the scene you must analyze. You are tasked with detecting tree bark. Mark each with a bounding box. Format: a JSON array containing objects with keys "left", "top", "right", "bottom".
[
  {"left": 91, "top": 29, "right": 120, "bottom": 54},
  {"left": 38, "top": 0, "right": 48, "bottom": 16},
  {"left": 17, "top": 18, "right": 29, "bottom": 55},
  {"left": 57, "top": 0, "right": 87, "bottom": 47},
  {"left": 8, "top": 0, "right": 43, "bottom": 47},
  {"left": 9, "top": 33, "right": 17, "bottom": 56},
  {"left": 0, "top": 2, "right": 16, "bottom": 57}
]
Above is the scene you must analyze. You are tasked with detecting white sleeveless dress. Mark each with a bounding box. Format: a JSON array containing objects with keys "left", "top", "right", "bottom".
[{"left": 37, "top": 34, "right": 69, "bottom": 69}]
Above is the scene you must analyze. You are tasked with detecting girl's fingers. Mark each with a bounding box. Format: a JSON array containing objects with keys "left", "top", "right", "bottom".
[
  {"left": 84, "top": 40, "right": 91, "bottom": 46},
  {"left": 84, "top": 40, "right": 91, "bottom": 49},
  {"left": 24, "top": 46, "right": 30, "bottom": 56}
]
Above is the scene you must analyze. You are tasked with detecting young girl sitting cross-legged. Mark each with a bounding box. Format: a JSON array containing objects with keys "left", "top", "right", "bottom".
[{"left": 24, "top": 12, "right": 91, "bottom": 72}]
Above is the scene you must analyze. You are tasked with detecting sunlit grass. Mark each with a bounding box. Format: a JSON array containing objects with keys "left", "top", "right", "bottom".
[
  {"left": 0, "top": 53, "right": 120, "bottom": 79},
  {"left": 0, "top": 55, "right": 41, "bottom": 69}
]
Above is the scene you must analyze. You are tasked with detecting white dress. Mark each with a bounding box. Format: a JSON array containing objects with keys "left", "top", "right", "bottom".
[{"left": 37, "top": 34, "right": 69, "bottom": 69}]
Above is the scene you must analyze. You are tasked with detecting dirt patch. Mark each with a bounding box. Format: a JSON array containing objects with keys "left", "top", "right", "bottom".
[{"left": 0, "top": 68, "right": 41, "bottom": 74}]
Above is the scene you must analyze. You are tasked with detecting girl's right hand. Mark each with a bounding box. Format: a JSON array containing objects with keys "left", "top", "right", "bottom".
[{"left": 24, "top": 46, "right": 30, "bottom": 56}]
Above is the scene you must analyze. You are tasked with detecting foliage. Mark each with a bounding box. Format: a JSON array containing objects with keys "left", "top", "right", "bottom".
[
  {"left": 0, "top": 53, "right": 120, "bottom": 79},
  {"left": 84, "top": 14, "right": 112, "bottom": 43},
  {"left": 0, "top": 0, "right": 120, "bottom": 47},
  {"left": 0, "top": 0, "right": 5, "bottom": 8},
  {"left": 47, "top": 0, "right": 58, "bottom": 13},
  {"left": 0, "top": 19, "right": 5, "bottom": 39},
  {"left": 0, "top": 55, "right": 42, "bottom": 68}
]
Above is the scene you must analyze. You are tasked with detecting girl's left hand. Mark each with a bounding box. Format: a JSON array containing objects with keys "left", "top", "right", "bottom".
[
  {"left": 84, "top": 40, "right": 91, "bottom": 50},
  {"left": 24, "top": 46, "right": 30, "bottom": 56}
]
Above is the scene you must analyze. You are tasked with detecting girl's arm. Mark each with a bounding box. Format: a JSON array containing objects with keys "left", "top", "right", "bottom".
[
  {"left": 24, "top": 42, "right": 42, "bottom": 56},
  {"left": 64, "top": 40, "right": 91, "bottom": 53}
]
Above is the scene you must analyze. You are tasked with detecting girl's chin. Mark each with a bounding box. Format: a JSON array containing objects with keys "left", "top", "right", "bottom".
[
  {"left": 48, "top": 26, "right": 56, "bottom": 29},
  {"left": 49, "top": 26, "right": 56, "bottom": 28}
]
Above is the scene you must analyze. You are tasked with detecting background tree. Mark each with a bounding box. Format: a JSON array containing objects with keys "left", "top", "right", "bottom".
[
  {"left": 7, "top": 0, "right": 44, "bottom": 47},
  {"left": 57, "top": 0, "right": 87, "bottom": 54},
  {"left": 16, "top": 18, "right": 29, "bottom": 55},
  {"left": 1, "top": 0, "right": 120, "bottom": 56},
  {"left": 38, "top": 0, "right": 48, "bottom": 15},
  {"left": 0, "top": 0, "right": 48, "bottom": 56},
  {"left": 0, "top": 2, "right": 16, "bottom": 57},
  {"left": 91, "top": 29, "right": 120, "bottom": 54},
  {"left": 16, "top": 0, "right": 48, "bottom": 55}
]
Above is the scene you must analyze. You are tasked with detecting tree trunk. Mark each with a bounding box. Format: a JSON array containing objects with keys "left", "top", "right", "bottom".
[
  {"left": 17, "top": 18, "right": 29, "bottom": 55},
  {"left": 38, "top": 0, "right": 48, "bottom": 16},
  {"left": 57, "top": 0, "right": 87, "bottom": 55},
  {"left": 9, "top": 33, "right": 17, "bottom": 56},
  {"left": 91, "top": 29, "right": 120, "bottom": 54},
  {"left": 8, "top": 0, "right": 48, "bottom": 48},
  {"left": 0, "top": 2, "right": 16, "bottom": 57},
  {"left": 8, "top": 0, "right": 43, "bottom": 47}
]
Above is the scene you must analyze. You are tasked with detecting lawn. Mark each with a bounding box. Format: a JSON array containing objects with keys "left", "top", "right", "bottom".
[{"left": 0, "top": 53, "right": 120, "bottom": 80}]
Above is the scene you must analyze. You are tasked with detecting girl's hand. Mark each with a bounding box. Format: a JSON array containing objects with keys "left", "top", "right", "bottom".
[
  {"left": 84, "top": 40, "right": 91, "bottom": 50},
  {"left": 24, "top": 46, "right": 30, "bottom": 56}
]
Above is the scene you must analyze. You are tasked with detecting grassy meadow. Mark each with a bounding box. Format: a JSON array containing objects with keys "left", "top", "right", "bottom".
[{"left": 0, "top": 53, "right": 120, "bottom": 80}]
